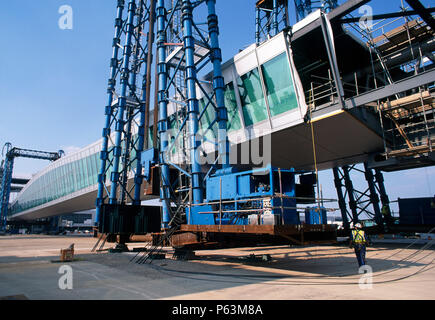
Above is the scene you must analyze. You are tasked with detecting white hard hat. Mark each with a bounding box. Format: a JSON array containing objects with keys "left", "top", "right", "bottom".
[{"left": 354, "top": 223, "right": 362, "bottom": 228}]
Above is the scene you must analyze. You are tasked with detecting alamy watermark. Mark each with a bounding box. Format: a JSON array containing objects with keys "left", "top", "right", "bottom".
[
  {"left": 58, "top": 5, "right": 73, "bottom": 30},
  {"left": 358, "top": 265, "right": 373, "bottom": 290},
  {"left": 358, "top": 4, "right": 373, "bottom": 30},
  {"left": 58, "top": 265, "right": 73, "bottom": 290},
  {"left": 162, "top": 128, "right": 272, "bottom": 172}
]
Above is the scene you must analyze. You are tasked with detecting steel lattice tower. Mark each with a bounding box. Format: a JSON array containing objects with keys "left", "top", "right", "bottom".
[
  {"left": 0, "top": 143, "right": 62, "bottom": 230},
  {"left": 256, "top": 0, "right": 290, "bottom": 45},
  {"left": 333, "top": 163, "right": 393, "bottom": 232},
  {"left": 95, "top": 0, "right": 156, "bottom": 224},
  {"left": 294, "top": 0, "right": 338, "bottom": 21},
  {"left": 156, "top": 0, "right": 230, "bottom": 227}
]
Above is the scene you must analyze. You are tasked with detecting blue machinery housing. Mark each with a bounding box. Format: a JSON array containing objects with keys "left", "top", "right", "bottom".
[{"left": 187, "top": 166, "right": 300, "bottom": 226}]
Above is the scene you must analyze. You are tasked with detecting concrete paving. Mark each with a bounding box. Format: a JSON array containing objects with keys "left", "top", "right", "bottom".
[{"left": 0, "top": 235, "right": 434, "bottom": 300}]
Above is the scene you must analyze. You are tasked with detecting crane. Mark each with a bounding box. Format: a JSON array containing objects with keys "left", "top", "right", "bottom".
[{"left": 0, "top": 143, "right": 63, "bottom": 229}]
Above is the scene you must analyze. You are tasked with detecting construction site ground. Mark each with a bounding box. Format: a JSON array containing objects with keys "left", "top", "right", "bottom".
[{"left": 0, "top": 234, "right": 434, "bottom": 300}]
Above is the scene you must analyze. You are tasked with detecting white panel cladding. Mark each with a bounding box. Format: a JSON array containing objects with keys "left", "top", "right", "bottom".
[{"left": 255, "top": 33, "right": 287, "bottom": 65}]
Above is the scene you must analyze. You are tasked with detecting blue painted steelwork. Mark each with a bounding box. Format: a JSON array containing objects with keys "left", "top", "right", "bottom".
[
  {"left": 207, "top": 0, "right": 230, "bottom": 169},
  {"left": 182, "top": 0, "right": 204, "bottom": 204},
  {"left": 305, "top": 207, "right": 327, "bottom": 225},
  {"left": 294, "top": 0, "right": 338, "bottom": 21},
  {"left": 155, "top": 0, "right": 231, "bottom": 226},
  {"left": 156, "top": 0, "right": 171, "bottom": 227},
  {"left": 0, "top": 143, "right": 62, "bottom": 230},
  {"left": 187, "top": 165, "right": 300, "bottom": 226},
  {"left": 255, "top": 6, "right": 261, "bottom": 45},
  {"left": 96, "top": 0, "right": 155, "bottom": 225},
  {"left": 109, "top": 0, "right": 137, "bottom": 203},
  {"left": 96, "top": 0, "right": 125, "bottom": 223},
  {"left": 255, "top": 0, "right": 289, "bottom": 45},
  {"left": 134, "top": 0, "right": 157, "bottom": 206},
  {"left": 273, "top": 0, "right": 279, "bottom": 35}
]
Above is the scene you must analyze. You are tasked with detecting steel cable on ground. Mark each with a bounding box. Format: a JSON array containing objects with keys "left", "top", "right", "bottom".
[
  {"left": 147, "top": 255, "right": 435, "bottom": 287},
  {"left": 142, "top": 238, "right": 435, "bottom": 283}
]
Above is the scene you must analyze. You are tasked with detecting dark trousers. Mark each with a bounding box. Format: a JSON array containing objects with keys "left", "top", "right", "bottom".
[{"left": 354, "top": 244, "right": 366, "bottom": 267}]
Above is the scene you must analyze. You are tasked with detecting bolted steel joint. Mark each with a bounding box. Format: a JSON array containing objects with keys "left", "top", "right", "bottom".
[
  {"left": 112, "top": 37, "right": 121, "bottom": 47},
  {"left": 117, "top": 0, "right": 125, "bottom": 8},
  {"left": 107, "top": 78, "right": 116, "bottom": 88},
  {"left": 97, "top": 173, "right": 106, "bottom": 184},
  {"left": 115, "top": 120, "right": 125, "bottom": 132},
  {"left": 127, "top": 1, "right": 136, "bottom": 12},
  {"left": 121, "top": 69, "right": 130, "bottom": 81},
  {"left": 100, "top": 151, "right": 108, "bottom": 161},
  {"left": 212, "top": 76, "right": 224, "bottom": 90},
  {"left": 102, "top": 127, "right": 111, "bottom": 137},
  {"left": 110, "top": 57, "right": 118, "bottom": 68},
  {"left": 207, "top": 14, "right": 219, "bottom": 34},
  {"left": 185, "top": 66, "right": 197, "bottom": 81},
  {"left": 157, "top": 62, "right": 167, "bottom": 75},
  {"left": 183, "top": 36, "right": 195, "bottom": 50},
  {"left": 157, "top": 119, "right": 168, "bottom": 132},
  {"left": 181, "top": 3, "right": 193, "bottom": 22},
  {"left": 110, "top": 172, "right": 120, "bottom": 182},
  {"left": 210, "top": 47, "right": 222, "bottom": 61},
  {"left": 157, "top": 91, "right": 167, "bottom": 103},
  {"left": 156, "top": 6, "right": 166, "bottom": 18},
  {"left": 104, "top": 106, "right": 112, "bottom": 116},
  {"left": 114, "top": 18, "right": 123, "bottom": 28},
  {"left": 217, "top": 107, "right": 228, "bottom": 121}
]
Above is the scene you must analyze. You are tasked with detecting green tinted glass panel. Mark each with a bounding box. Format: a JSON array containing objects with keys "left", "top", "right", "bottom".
[
  {"left": 237, "top": 68, "right": 267, "bottom": 126},
  {"left": 148, "top": 127, "right": 154, "bottom": 148},
  {"left": 261, "top": 53, "right": 298, "bottom": 117},
  {"left": 224, "top": 82, "right": 241, "bottom": 131},
  {"left": 168, "top": 114, "right": 179, "bottom": 155},
  {"left": 198, "top": 98, "right": 217, "bottom": 141}
]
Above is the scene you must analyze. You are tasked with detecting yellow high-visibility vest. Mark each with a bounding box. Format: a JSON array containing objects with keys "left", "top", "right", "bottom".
[{"left": 352, "top": 229, "right": 366, "bottom": 244}]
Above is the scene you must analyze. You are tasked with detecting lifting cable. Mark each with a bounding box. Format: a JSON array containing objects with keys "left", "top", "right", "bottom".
[{"left": 308, "top": 93, "right": 321, "bottom": 211}]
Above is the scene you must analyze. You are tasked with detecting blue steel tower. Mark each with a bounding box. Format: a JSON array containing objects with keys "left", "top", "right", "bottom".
[
  {"left": 256, "top": 0, "right": 290, "bottom": 44},
  {"left": 294, "top": 0, "right": 338, "bottom": 21},
  {"left": 155, "top": 0, "right": 230, "bottom": 227},
  {"left": 95, "top": 0, "right": 156, "bottom": 225},
  {"left": 255, "top": 0, "right": 340, "bottom": 45}
]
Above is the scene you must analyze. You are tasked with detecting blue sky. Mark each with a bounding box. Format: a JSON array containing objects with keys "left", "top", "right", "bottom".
[{"left": 1, "top": 0, "right": 434, "bottom": 211}]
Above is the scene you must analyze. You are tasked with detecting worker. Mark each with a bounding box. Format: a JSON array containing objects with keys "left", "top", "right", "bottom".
[{"left": 349, "top": 223, "right": 368, "bottom": 267}]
